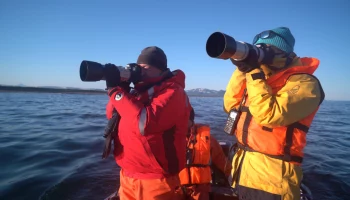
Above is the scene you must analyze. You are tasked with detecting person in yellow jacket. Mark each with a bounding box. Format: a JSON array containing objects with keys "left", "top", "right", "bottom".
[
  {"left": 177, "top": 108, "right": 232, "bottom": 200},
  {"left": 223, "top": 27, "right": 325, "bottom": 200}
]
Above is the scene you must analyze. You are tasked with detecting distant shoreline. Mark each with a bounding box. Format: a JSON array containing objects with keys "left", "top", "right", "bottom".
[
  {"left": 0, "top": 85, "right": 106, "bottom": 95},
  {"left": 0, "top": 85, "right": 223, "bottom": 97}
]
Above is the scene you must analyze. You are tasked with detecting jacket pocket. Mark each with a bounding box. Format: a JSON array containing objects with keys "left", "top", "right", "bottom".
[{"left": 239, "top": 151, "right": 284, "bottom": 195}]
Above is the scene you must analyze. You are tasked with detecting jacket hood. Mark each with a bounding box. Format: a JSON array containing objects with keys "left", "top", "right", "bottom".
[{"left": 170, "top": 69, "right": 186, "bottom": 89}]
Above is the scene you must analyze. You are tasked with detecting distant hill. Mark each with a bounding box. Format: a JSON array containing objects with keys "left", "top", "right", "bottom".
[
  {"left": 0, "top": 85, "right": 225, "bottom": 97},
  {"left": 40, "top": 86, "right": 64, "bottom": 89},
  {"left": 185, "top": 88, "right": 225, "bottom": 97}
]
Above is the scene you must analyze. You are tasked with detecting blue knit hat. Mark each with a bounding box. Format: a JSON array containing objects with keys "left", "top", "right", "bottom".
[{"left": 253, "top": 27, "right": 295, "bottom": 54}]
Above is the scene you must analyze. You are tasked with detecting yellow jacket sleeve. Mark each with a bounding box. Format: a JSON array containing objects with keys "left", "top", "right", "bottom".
[
  {"left": 223, "top": 68, "right": 246, "bottom": 113},
  {"left": 245, "top": 68, "right": 323, "bottom": 127}
]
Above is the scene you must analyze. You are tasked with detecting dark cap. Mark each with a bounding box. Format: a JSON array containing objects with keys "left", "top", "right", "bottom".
[{"left": 136, "top": 46, "right": 168, "bottom": 71}]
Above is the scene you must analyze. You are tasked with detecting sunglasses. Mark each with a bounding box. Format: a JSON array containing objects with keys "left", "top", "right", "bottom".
[{"left": 253, "top": 29, "right": 292, "bottom": 49}]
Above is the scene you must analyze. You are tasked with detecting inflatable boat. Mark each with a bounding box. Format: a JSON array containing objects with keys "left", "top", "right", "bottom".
[{"left": 104, "top": 141, "right": 313, "bottom": 200}]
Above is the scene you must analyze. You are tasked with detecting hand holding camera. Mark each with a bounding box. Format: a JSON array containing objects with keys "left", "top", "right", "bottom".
[
  {"left": 104, "top": 63, "right": 142, "bottom": 88},
  {"left": 230, "top": 46, "right": 261, "bottom": 73},
  {"left": 104, "top": 64, "right": 121, "bottom": 88}
]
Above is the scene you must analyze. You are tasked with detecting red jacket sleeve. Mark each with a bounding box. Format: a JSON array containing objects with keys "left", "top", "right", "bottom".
[
  {"left": 107, "top": 85, "right": 189, "bottom": 135},
  {"left": 106, "top": 100, "right": 114, "bottom": 120}
]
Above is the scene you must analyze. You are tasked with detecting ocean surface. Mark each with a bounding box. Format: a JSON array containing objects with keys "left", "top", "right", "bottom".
[{"left": 0, "top": 92, "right": 349, "bottom": 200}]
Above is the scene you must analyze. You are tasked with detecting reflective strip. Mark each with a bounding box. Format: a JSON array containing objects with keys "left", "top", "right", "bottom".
[
  {"left": 139, "top": 86, "right": 154, "bottom": 135},
  {"left": 148, "top": 87, "right": 154, "bottom": 100},
  {"left": 139, "top": 108, "right": 147, "bottom": 135}
]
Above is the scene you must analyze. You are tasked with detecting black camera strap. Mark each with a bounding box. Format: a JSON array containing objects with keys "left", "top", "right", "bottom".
[{"left": 102, "top": 111, "right": 120, "bottom": 159}]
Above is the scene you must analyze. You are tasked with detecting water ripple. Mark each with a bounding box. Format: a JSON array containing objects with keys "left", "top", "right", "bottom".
[{"left": 0, "top": 93, "right": 349, "bottom": 200}]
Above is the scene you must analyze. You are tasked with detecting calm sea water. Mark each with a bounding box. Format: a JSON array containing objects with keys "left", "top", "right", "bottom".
[{"left": 0, "top": 92, "right": 349, "bottom": 200}]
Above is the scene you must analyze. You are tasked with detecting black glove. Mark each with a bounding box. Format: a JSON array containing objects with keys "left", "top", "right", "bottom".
[
  {"left": 230, "top": 45, "right": 260, "bottom": 73},
  {"left": 104, "top": 63, "right": 121, "bottom": 88},
  {"left": 126, "top": 63, "right": 142, "bottom": 84},
  {"left": 119, "top": 82, "right": 131, "bottom": 92}
]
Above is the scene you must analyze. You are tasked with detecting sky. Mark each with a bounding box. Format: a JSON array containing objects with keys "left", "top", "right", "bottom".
[{"left": 0, "top": 0, "right": 349, "bottom": 100}]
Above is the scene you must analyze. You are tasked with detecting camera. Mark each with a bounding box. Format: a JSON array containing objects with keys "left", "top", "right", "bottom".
[
  {"left": 79, "top": 60, "right": 141, "bottom": 83},
  {"left": 205, "top": 32, "right": 271, "bottom": 63}
]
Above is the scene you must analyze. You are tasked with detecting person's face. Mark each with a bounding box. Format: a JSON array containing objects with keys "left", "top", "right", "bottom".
[{"left": 138, "top": 64, "right": 163, "bottom": 79}]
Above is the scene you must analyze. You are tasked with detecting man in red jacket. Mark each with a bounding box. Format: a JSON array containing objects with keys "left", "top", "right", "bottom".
[{"left": 105, "top": 46, "right": 192, "bottom": 200}]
